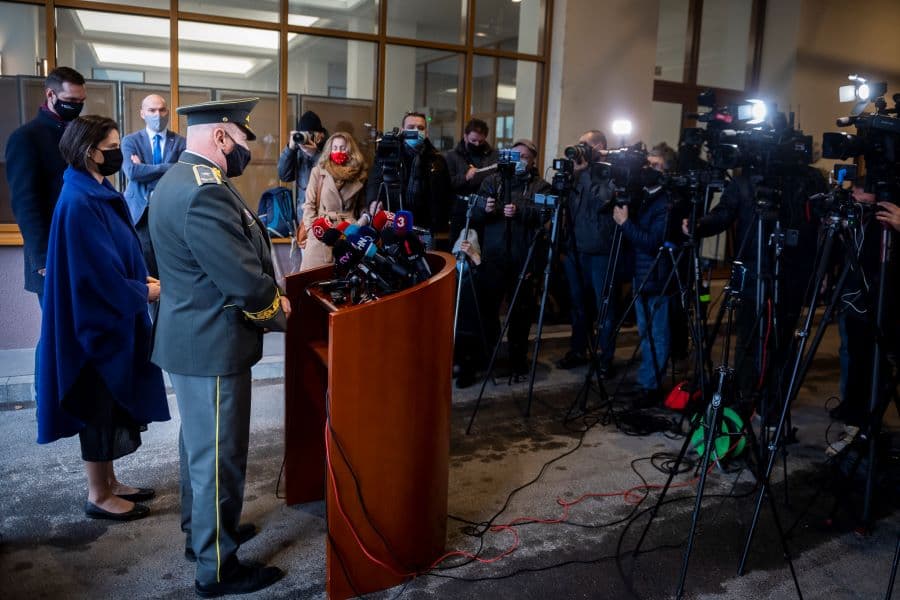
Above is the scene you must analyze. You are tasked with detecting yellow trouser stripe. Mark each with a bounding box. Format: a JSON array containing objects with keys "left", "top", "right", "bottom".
[{"left": 215, "top": 376, "right": 221, "bottom": 582}]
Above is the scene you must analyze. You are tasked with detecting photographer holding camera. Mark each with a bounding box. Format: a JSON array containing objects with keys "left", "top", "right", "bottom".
[
  {"left": 556, "top": 130, "right": 619, "bottom": 374},
  {"left": 366, "top": 111, "right": 453, "bottom": 242},
  {"left": 475, "top": 139, "right": 551, "bottom": 377},
  {"left": 277, "top": 111, "right": 328, "bottom": 218}
]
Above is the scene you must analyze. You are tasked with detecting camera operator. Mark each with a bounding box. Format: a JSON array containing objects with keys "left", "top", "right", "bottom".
[
  {"left": 366, "top": 111, "right": 453, "bottom": 243},
  {"left": 613, "top": 168, "right": 676, "bottom": 404},
  {"left": 683, "top": 155, "right": 826, "bottom": 413},
  {"left": 828, "top": 177, "right": 900, "bottom": 455},
  {"left": 556, "top": 130, "right": 619, "bottom": 375},
  {"left": 476, "top": 139, "right": 551, "bottom": 377},
  {"left": 277, "top": 111, "right": 328, "bottom": 217}
]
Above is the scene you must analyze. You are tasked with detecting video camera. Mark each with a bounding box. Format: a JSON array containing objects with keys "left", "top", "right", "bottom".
[
  {"left": 496, "top": 148, "right": 522, "bottom": 177},
  {"left": 458, "top": 193, "right": 488, "bottom": 213},
  {"left": 595, "top": 143, "right": 663, "bottom": 203},
  {"left": 365, "top": 126, "right": 419, "bottom": 183},
  {"left": 822, "top": 76, "right": 900, "bottom": 198}
]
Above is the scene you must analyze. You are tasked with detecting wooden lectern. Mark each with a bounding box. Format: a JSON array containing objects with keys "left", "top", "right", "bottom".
[{"left": 283, "top": 252, "right": 456, "bottom": 599}]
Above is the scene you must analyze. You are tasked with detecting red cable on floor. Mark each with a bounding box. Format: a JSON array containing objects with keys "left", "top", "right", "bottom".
[{"left": 325, "top": 421, "right": 742, "bottom": 579}]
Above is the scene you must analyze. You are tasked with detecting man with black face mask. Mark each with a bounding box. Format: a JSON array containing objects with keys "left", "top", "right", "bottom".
[
  {"left": 5, "top": 66, "right": 86, "bottom": 399},
  {"left": 445, "top": 118, "right": 499, "bottom": 241},
  {"left": 150, "top": 98, "right": 289, "bottom": 598},
  {"left": 121, "top": 94, "right": 186, "bottom": 279}
]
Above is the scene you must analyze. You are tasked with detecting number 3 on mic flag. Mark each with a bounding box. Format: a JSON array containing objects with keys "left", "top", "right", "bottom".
[{"left": 395, "top": 210, "right": 414, "bottom": 233}]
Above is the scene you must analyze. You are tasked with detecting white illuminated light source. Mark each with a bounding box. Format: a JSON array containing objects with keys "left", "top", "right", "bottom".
[
  {"left": 92, "top": 44, "right": 257, "bottom": 75},
  {"left": 611, "top": 119, "right": 632, "bottom": 137},
  {"left": 746, "top": 98, "right": 768, "bottom": 124},
  {"left": 497, "top": 84, "right": 517, "bottom": 102},
  {"left": 857, "top": 83, "right": 871, "bottom": 101}
]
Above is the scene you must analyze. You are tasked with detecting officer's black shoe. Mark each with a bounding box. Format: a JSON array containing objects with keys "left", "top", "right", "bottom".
[
  {"left": 186, "top": 523, "right": 257, "bottom": 562},
  {"left": 556, "top": 352, "right": 588, "bottom": 370},
  {"left": 195, "top": 562, "right": 283, "bottom": 598}
]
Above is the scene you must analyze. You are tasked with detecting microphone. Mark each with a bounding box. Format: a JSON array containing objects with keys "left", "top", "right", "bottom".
[
  {"left": 336, "top": 221, "right": 352, "bottom": 233},
  {"left": 332, "top": 239, "right": 361, "bottom": 272},
  {"left": 311, "top": 216, "right": 332, "bottom": 241},
  {"left": 344, "top": 223, "right": 360, "bottom": 237},
  {"left": 372, "top": 210, "right": 396, "bottom": 231},
  {"left": 363, "top": 240, "right": 413, "bottom": 281},
  {"left": 321, "top": 227, "right": 344, "bottom": 247},
  {"left": 357, "top": 225, "right": 380, "bottom": 245},
  {"left": 394, "top": 210, "right": 414, "bottom": 233}
]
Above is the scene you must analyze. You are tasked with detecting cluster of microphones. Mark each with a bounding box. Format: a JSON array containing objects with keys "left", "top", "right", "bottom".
[{"left": 309, "top": 209, "right": 432, "bottom": 304}]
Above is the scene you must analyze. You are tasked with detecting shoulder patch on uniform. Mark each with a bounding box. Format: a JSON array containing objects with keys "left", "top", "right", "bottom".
[{"left": 192, "top": 164, "right": 222, "bottom": 186}]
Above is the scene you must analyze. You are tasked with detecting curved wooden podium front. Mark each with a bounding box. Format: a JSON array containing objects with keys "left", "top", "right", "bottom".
[{"left": 284, "top": 252, "right": 456, "bottom": 599}]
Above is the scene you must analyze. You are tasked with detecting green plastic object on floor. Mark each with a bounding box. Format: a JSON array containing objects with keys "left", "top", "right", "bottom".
[{"left": 690, "top": 407, "right": 747, "bottom": 460}]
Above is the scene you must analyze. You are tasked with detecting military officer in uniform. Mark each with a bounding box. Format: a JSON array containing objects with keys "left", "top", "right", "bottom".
[{"left": 149, "top": 97, "right": 290, "bottom": 597}]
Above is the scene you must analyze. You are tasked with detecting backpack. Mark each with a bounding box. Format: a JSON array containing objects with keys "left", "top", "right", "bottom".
[{"left": 257, "top": 186, "right": 296, "bottom": 238}]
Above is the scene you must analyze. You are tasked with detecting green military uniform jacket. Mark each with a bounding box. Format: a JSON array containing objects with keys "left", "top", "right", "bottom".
[{"left": 150, "top": 151, "right": 285, "bottom": 376}]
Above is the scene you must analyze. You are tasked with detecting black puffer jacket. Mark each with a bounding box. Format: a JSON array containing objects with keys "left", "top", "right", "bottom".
[
  {"left": 619, "top": 188, "right": 673, "bottom": 296},
  {"left": 476, "top": 170, "right": 552, "bottom": 265},
  {"left": 366, "top": 138, "right": 453, "bottom": 232},
  {"left": 564, "top": 167, "right": 617, "bottom": 255}
]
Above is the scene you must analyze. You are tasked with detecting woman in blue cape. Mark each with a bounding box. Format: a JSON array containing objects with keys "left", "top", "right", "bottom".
[{"left": 37, "top": 115, "right": 170, "bottom": 521}]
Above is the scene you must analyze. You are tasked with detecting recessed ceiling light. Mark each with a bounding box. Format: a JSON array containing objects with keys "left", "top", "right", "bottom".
[{"left": 92, "top": 43, "right": 257, "bottom": 75}]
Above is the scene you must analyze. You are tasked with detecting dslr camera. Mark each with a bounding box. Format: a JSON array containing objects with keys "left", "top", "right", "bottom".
[{"left": 292, "top": 131, "right": 315, "bottom": 145}]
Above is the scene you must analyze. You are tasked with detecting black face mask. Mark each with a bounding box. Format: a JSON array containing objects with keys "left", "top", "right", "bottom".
[
  {"left": 223, "top": 135, "right": 252, "bottom": 178},
  {"left": 53, "top": 95, "right": 84, "bottom": 122},
  {"left": 466, "top": 142, "right": 482, "bottom": 154},
  {"left": 96, "top": 148, "right": 123, "bottom": 176}
]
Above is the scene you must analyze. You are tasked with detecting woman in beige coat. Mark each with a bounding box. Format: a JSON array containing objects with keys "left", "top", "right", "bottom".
[{"left": 300, "top": 132, "right": 368, "bottom": 270}]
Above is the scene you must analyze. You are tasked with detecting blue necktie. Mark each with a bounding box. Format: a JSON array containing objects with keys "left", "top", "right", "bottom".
[{"left": 152, "top": 134, "right": 162, "bottom": 165}]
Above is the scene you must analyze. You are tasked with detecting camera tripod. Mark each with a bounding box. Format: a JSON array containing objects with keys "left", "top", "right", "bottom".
[
  {"left": 452, "top": 196, "right": 490, "bottom": 372},
  {"left": 465, "top": 190, "right": 565, "bottom": 433},
  {"left": 630, "top": 260, "right": 803, "bottom": 600},
  {"left": 736, "top": 195, "right": 873, "bottom": 575}
]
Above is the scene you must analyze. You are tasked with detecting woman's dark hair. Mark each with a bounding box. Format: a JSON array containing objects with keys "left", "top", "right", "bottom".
[{"left": 59, "top": 115, "right": 119, "bottom": 171}]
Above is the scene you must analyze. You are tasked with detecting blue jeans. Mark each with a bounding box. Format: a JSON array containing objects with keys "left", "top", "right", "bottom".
[
  {"left": 564, "top": 252, "right": 617, "bottom": 365},
  {"left": 635, "top": 295, "right": 671, "bottom": 390}
]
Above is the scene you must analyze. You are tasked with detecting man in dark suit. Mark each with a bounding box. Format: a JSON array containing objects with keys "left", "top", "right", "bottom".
[
  {"left": 121, "top": 93, "right": 186, "bottom": 277},
  {"left": 5, "top": 66, "right": 86, "bottom": 398},
  {"left": 150, "top": 97, "right": 290, "bottom": 598}
]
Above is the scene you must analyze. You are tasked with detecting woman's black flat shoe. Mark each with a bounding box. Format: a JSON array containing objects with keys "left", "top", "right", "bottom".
[
  {"left": 84, "top": 501, "right": 150, "bottom": 521},
  {"left": 116, "top": 487, "right": 155, "bottom": 502}
]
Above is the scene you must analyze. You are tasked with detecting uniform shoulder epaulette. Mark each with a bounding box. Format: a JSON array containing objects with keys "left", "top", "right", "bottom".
[{"left": 192, "top": 164, "right": 223, "bottom": 186}]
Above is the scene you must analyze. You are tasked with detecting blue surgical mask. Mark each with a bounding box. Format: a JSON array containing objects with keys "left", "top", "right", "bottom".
[
  {"left": 144, "top": 113, "right": 169, "bottom": 133},
  {"left": 405, "top": 130, "right": 425, "bottom": 149},
  {"left": 515, "top": 159, "right": 529, "bottom": 175}
]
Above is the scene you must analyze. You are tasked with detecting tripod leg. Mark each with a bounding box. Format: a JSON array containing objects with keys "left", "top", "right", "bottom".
[{"left": 886, "top": 534, "right": 900, "bottom": 600}]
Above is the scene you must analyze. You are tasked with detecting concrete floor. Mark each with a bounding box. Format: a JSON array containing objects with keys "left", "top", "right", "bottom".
[{"left": 1, "top": 326, "right": 899, "bottom": 599}]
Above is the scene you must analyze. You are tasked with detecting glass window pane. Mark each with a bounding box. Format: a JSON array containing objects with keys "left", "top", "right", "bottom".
[
  {"left": 384, "top": 46, "right": 463, "bottom": 152},
  {"left": 289, "top": 0, "right": 379, "bottom": 34},
  {"left": 387, "top": 0, "right": 465, "bottom": 45},
  {"left": 655, "top": 0, "right": 689, "bottom": 83},
  {"left": 179, "top": 0, "right": 278, "bottom": 23},
  {"left": 287, "top": 36, "right": 376, "bottom": 159},
  {"left": 471, "top": 56, "right": 541, "bottom": 150},
  {"left": 0, "top": 1, "right": 47, "bottom": 224},
  {"left": 179, "top": 21, "right": 280, "bottom": 206},
  {"left": 474, "top": 0, "right": 545, "bottom": 54},
  {"left": 696, "top": 0, "right": 752, "bottom": 91},
  {"left": 76, "top": 0, "right": 169, "bottom": 9}
]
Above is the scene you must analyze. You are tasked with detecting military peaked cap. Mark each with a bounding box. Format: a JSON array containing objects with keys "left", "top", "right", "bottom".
[{"left": 177, "top": 97, "right": 259, "bottom": 141}]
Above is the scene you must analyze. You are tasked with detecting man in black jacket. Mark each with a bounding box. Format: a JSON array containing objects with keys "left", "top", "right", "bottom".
[
  {"left": 276, "top": 110, "right": 327, "bottom": 215},
  {"left": 556, "top": 130, "right": 619, "bottom": 373},
  {"left": 445, "top": 118, "right": 499, "bottom": 241},
  {"left": 475, "top": 139, "right": 551, "bottom": 376},
  {"left": 366, "top": 111, "right": 453, "bottom": 239},
  {"left": 6, "top": 66, "right": 86, "bottom": 398}
]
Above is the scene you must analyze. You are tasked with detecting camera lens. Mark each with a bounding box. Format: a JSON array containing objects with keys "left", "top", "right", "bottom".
[{"left": 293, "top": 131, "right": 312, "bottom": 145}]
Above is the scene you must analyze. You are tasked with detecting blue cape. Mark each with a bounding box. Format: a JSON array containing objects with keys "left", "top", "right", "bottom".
[{"left": 37, "top": 167, "right": 170, "bottom": 444}]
